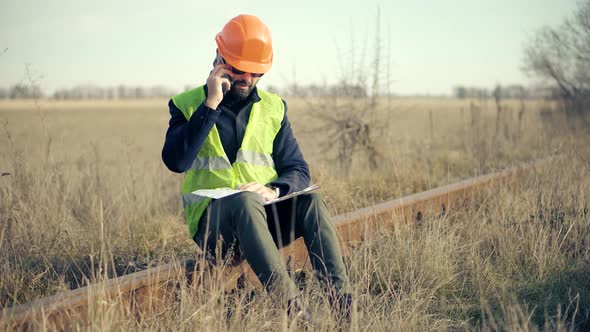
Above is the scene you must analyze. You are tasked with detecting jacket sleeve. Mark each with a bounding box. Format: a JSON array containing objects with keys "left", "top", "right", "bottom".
[
  {"left": 161, "top": 99, "right": 221, "bottom": 173},
  {"left": 268, "top": 100, "right": 311, "bottom": 196}
]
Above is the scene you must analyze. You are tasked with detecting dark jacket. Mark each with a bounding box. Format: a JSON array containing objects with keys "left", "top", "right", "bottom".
[{"left": 161, "top": 85, "right": 310, "bottom": 196}]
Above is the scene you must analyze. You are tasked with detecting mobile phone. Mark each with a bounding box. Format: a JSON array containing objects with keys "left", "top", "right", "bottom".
[
  {"left": 222, "top": 77, "right": 230, "bottom": 95},
  {"left": 217, "top": 57, "right": 232, "bottom": 94}
]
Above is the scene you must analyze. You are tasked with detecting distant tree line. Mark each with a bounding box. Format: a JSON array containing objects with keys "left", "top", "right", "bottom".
[
  {"left": 0, "top": 82, "right": 369, "bottom": 100},
  {"left": 0, "top": 84, "right": 178, "bottom": 100},
  {"left": 0, "top": 82, "right": 565, "bottom": 101},
  {"left": 0, "top": 83, "right": 44, "bottom": 99},
  {"left": 452, "top": 86, "right": 490, "bottom": 99},
  {"left": 452, "top": 84, "right": 560, "bottom": 100},
  {"left": 283, "top": 81, "right": 368, "bottom": 98},
  {"left": 287, "top": 82, "right": 558, "bottom": 100}
]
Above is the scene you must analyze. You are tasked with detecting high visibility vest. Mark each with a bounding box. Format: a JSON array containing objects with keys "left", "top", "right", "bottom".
[{"left": 171, "top": 86, "right": 285, "bottom": 238}]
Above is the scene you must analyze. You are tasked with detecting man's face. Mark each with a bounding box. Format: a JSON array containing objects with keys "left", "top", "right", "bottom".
[
  {"left": 217, "top": 56, "right": 263, "bottom": 101},
  {"left": 227, "top": 72, "right": 261, "bottom": 100}
]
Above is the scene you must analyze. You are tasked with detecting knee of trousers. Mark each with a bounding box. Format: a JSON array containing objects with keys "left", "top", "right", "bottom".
[
  {"left": 297, "top": 192, "right": 327, "bottom": 212},
  {"left": 222, "top": 191, "right": 267, "bottom": 222},
  {"left": 297, "top": 193, "right": 332, "bottom": 226}
]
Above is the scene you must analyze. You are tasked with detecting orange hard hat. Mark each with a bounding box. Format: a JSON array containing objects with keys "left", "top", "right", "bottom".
[{"left": 215, "top": 14, "right": 273, "bottom": 74}]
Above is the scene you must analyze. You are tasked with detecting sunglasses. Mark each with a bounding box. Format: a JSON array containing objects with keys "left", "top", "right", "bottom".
[{"left": 220, "top": 58, "right": 264, "bottom": 78}]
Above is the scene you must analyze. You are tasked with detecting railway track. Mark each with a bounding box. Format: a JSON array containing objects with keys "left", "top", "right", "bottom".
[{"left": 0, "top": 158, "right": 552, "bottom": 330}]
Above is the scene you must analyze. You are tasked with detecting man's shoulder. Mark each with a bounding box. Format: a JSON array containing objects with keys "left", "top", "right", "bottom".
[
  {"left": 257, "top": 88, "right": 282, "bottom": 100},
  {"left": 172, "top": 85, "right": 205, "bottom": 100},
  {"left": 257, "top": 88, "right": 286, "bottom": 113},
  {"left": 171, "top": 86, "right": 206, "bottom": 111}
]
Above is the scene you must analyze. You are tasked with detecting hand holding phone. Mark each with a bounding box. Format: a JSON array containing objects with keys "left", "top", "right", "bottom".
[{"left": 205, "top": 62, "right": 232, "bottom": 109}]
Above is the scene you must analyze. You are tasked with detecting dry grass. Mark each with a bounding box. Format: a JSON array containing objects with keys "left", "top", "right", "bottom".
[{"left": 1, "top": 97, "right": 589, "bottom": 330}]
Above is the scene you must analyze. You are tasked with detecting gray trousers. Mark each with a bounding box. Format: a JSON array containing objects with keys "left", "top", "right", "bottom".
[{"left": 194, "top": 191, "right": 351, "bottom": 299}]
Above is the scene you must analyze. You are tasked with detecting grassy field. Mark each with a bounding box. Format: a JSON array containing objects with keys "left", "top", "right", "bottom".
[{"left": 1, "top": 97, "right": 589, "bottom": 330}]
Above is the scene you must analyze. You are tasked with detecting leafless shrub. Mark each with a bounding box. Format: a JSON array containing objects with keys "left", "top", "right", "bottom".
[
  {"left": 297, "top": 8, "right": 391, "bottom": 175},
  {"left": 523, "top": 0, "right": 590, "bottom": 117}
]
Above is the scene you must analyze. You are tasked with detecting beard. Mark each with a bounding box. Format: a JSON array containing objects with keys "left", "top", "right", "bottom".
[{"left": 225, "top": 78, "right": 254, "bottom": 102}]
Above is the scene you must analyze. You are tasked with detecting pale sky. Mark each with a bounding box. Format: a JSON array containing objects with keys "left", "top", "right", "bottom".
[{"left": 0, "top": 0, "right": 578, "bottom": 96}]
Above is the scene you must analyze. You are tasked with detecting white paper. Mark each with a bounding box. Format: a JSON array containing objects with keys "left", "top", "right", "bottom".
[
  {"left": 191, "top": 188, "right": 244, "bottom": 200},
  {"left": 190, "top": 184, "right": 319, "bottom": 205}
]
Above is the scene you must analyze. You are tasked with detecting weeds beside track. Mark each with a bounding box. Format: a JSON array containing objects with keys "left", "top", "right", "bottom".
[{"left": 3, "top": 156, "right": 580, "bottom": 331}]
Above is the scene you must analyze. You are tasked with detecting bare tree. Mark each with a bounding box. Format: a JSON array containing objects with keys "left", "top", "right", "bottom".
[
  {"left": 298, "top": 8, "right": 390, "bottom": 175},
  {"left": 523, "top": 0, "right": 590, "bottom": 115}
]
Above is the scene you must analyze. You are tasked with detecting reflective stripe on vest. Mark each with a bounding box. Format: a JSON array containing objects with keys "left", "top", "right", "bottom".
[
  {"left": 236, "top": 150, "right": 275, "bottom": 168},
  {"left": 190, "top": 155, "right": 232, "bottom": 171},
  {"left": 172, "top": 86, "right": 285, "bottom": 238}
]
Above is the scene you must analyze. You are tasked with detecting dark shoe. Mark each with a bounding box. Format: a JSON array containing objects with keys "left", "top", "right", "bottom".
[{"left": 287, "top": 296, "right": 313, "bottom": 324}]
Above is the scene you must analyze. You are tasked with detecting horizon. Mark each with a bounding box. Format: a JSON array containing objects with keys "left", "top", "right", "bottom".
[{"left": 0, "top": 80, "right": 546, "bottom": 98}]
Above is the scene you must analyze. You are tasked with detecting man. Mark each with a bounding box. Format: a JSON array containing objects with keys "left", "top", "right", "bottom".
[{"left": 161, "top": 14, "right": 353, "bottom": 322}]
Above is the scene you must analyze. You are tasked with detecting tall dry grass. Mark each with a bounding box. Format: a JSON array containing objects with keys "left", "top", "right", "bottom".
[
  {"left": 4, "top": 139, "right": 588, "bottom": 331},
  {"left": 1, "top": 97, "right": 589, "bottom": 330}
]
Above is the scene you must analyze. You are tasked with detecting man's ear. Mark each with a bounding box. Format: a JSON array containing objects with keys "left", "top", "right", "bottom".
[
  {"left": 212, "top": 49, "right": 219, "bottom": 67},
  {"left": 212, "top": 49, "right": 223, "bottom": 67}
]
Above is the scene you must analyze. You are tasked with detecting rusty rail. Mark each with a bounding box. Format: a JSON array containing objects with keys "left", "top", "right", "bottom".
[{"left": 0, "top": 158, "right": 551, "bottom": 330}]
